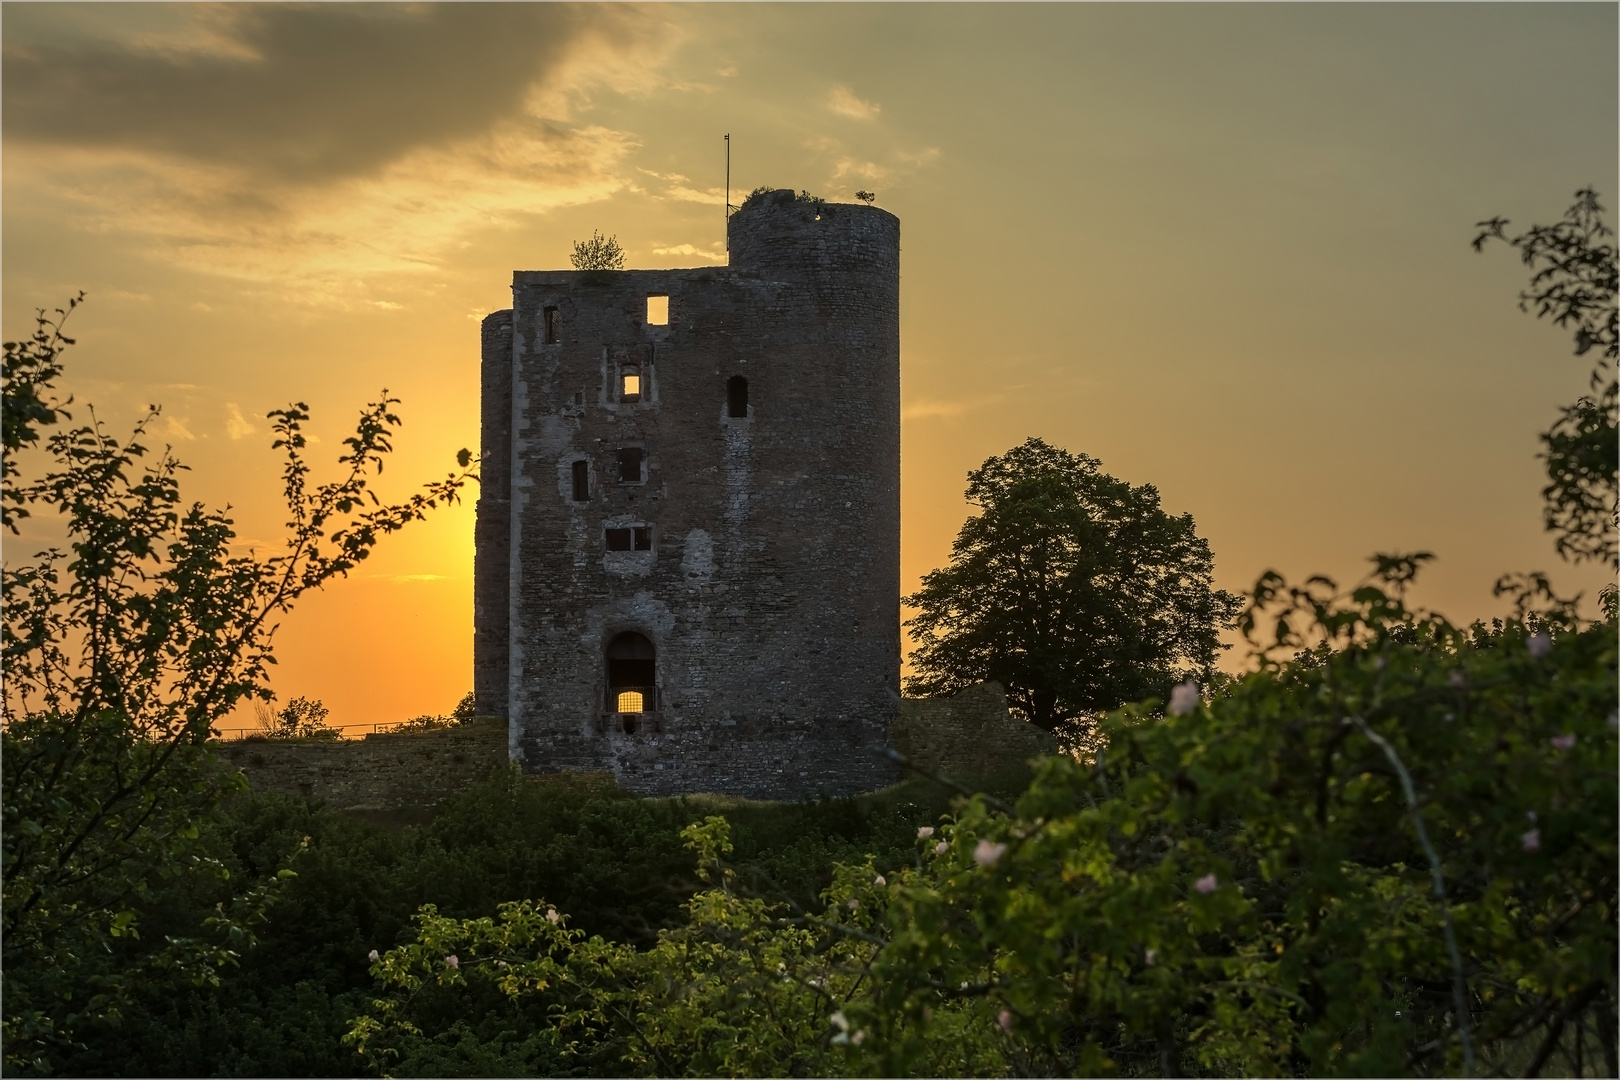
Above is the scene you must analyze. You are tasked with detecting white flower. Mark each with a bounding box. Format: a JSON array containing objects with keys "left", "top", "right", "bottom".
[
  {"left": 546, "top": 908, "right": 560, "bottom": 924},
  {"left": 1168, "top": 680, "right": 1200, "bottom": 717},
  {"left": 1522, "top": 828, "right": 1541, "bottom": 853},
  {"left": 851, "top": 1030, "right": 866, "bottom": 1046},
  {"left": 917, "top": 826, "right": 935, "bottom": 839},
  {"left": 848, "top": 898, "right": 860, "bottom": 910},
  {"left": 974, "top": 839, "right": 1008, "bottom": 867},
  {"left": 445, "top": 954, "right": 459, "bottom": 969},
  {"left": 1527, "top": 633, "right": 1553, "bottom": 659},
  {"left": 1144, "top": 947, "right": 1157, "bottom": 966},
  {"left": 368, "top": 949, "right": 379, "bottom": 962},
  {"left": 1193, "top": 873, "right": 1218, "bottom": 894},
  {"left": 874, "top": 874, "right": 886, "bottom": 886},
  {"left": 830, "top": 1010, "right": 850, "bottom": 1032},
  {"left": 934, "top": 841, "right": 948, "bottom": 855}
]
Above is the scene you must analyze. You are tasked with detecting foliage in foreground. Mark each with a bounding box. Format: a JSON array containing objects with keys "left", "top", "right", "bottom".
[
  {"left": 0, "top": 299, "right": 476, "bottom": 1072},
  {"left": 352, "top": 562, "right": 1616, "bottom": 1077},
  {"left": 51, "top": 771, "right": 969, "bottom": 1078}
]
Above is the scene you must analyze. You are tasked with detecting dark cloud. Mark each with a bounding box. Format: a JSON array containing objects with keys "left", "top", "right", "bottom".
[{"left": 2, "top": 3, "right": 627, "bottom": 183}]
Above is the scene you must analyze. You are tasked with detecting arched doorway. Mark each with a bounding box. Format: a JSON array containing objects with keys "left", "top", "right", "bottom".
[{"left": 606, "top": 632, "right": 656, "bottom": 731}]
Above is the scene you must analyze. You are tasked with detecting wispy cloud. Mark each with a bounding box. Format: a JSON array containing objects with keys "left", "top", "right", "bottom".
[
  {"left": 224, "top": 402, "right": 256, "bottom": 440},
  {"left": 651, "top": 242, "right": 725, "bottom": 263},
  {"left": 161, "top": 414, "right": 197, "bottom": 441},
  {"left": 831, "top": 157, "right": 891, "bottom": 185},
  {"left": 829, "top": 84, "right": 880, "bottom": 121},
  {"left": 902, "top": 399, "right": 975, "bottom": 421}
]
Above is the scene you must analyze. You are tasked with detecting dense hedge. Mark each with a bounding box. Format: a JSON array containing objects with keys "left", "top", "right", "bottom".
[{"left": 56, "top": 768, "right": 988, "bottom": 1077}]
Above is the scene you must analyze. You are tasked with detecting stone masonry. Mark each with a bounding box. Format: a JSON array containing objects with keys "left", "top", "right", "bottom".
[
  {"left": 475, "top": 190, "right": 902, "bottom": 799},
  {"left": 226, "top": 685, "right": 1050, "bottom": 813}
]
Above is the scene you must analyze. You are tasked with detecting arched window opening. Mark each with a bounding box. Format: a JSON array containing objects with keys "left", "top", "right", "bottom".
[
  {"left": 606, "top": 632, "right": 655, "bottom": 723},
  {"left": 727, "top": 375, "right": 748, "bottom": 418}
]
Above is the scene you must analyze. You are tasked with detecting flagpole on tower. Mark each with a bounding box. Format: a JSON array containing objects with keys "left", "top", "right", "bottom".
[{"left": 724, "top": 133, "right": 731, "bottom": 254}]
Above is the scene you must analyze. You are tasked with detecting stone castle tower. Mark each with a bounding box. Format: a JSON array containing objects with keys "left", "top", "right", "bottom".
[{"left": 474, "top": 189, "right": 900, "bottom": 798}]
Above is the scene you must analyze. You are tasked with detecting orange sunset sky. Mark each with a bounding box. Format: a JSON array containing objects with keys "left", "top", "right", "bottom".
[{"left": 4, "top": 3, "right": 1615, "bottom": 733}]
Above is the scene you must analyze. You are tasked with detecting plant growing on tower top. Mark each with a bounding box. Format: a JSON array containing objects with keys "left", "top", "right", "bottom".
[{"left": 570, "top": 230, "right": 626, "bottom": 271}]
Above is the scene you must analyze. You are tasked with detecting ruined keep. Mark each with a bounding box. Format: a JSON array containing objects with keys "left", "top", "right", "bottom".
[{"left": 475, "top": 190, "right": 901, "bottom": 799}]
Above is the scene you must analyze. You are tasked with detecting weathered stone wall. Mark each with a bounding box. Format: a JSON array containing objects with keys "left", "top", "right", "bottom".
[
  {"left": 893, "top": 683, "right": 1058, "bottom": 780},
  {"left": 477, "top": 190, "right": 902, "bottom": 799},
  {"left": 228, "top": 687, "right": 1047, "bottom": 811},
  {"left": 216, "top": 719, "right": 509, "bottom": 814},
  {"left": 474, "top": 310, "right": 515, "bottom": 717}
]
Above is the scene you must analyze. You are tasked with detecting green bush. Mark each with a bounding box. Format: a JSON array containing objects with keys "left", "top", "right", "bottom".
[{"left": 352, "top": 568, "right": 1616, "bottom": 1077}]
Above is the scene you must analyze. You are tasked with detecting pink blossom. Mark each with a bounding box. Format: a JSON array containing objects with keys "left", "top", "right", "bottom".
[
  {"left": 1527, "top": 633, "right": 1553, "bottom": 659},
  {"left": 934, "top": 840, "right": 948, "bottom": 855},
  {"left": 445, "top": 955, "right": 459, "bottom": 969},
  {"left": 1168, "top": 680, "right": 1200, "bottom": 717},
  {"left": 1551, "top": 733, "right": 1577, "bottom": 751},
  {"left": 974, "top": 839, "right": 1008, "bottom": 867},
  {"left": 1522, "top": 828, "right": 1541, "bottom": 853},
  {"left": 998, "top": 1009, "right": 1013, "bottom": 1032},
  {"left": 848, "top": 898, "right": 859, "bottom": 910},
  {"left": 545, "top": 908, "right": 560, "bottom": 924},
  {"left": 368, "top": 949, "right": 380, "bottom": 962},
  {"left": 851, "top": 1030, "right": 866, "bottom": 1046},
  {"left": 1193, "top": 873, "right": 1218, "bottom": 894},
  {"left": 917, "top": 826, "right": 935, "bottom": 839}
]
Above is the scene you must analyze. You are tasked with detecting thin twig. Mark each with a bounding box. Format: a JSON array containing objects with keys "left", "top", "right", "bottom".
[{"left": 1348, "top": 713, "right": 1474, "bottom": 1076}]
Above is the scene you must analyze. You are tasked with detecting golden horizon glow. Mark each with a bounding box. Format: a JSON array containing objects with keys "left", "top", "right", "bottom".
[{"left": 3, "top": 4, "right": 1614, "bottom": 731}]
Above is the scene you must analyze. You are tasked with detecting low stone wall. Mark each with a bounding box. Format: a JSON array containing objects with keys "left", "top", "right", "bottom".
[
  {"left": 892, "top": 682, "right": 1057, "bottom": 780},
  {"left": 216, "top": 719, "right": 508, "bottom": 814},
  {"left": 224, "top": 684, "right": 1054, "bottom": 811}
]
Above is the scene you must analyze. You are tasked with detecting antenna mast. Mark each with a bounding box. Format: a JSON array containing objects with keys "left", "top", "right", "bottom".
[{"left": 724, "top": 133, "right": 731, "bottom": 254}]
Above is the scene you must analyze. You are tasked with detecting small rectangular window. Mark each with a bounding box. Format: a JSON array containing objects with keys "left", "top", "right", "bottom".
[
  {"left": 543, "top": 306, "right": 558, "bottom": 345},
  {"left": 646, "top": 295, "right": 668, "bottom": 325},
  {"left": 621, "top": 368, "right": 641, "bottom": 401},
  {"left": 727, "top": 375, "right": 748, "bottom": 418},
  {"left": 571, "top": 460, "right": 589, "bottom": 502},
  {"left": 605, "top": 526, "right": 653, "bottom": 552},
  {"left": 618, "top": 447, "right": 643, "bottom": 482}
]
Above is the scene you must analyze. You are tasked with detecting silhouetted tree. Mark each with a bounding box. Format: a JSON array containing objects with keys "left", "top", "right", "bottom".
[
  {"left": 1, "top": 297, "right": 475, "bottom": 1071},
  {"left": 1474, "top": 187, "right": 1618, "bottom": 569},
  {"left": 904, "top": 438, "right": 1241, "bottom": 738}
]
